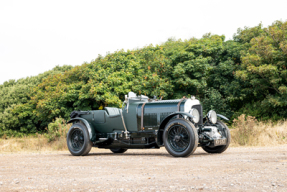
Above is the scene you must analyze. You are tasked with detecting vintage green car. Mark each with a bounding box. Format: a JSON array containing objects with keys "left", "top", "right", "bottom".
[{"left": 66, "top": 92, "right": 230, "bottom": 157}]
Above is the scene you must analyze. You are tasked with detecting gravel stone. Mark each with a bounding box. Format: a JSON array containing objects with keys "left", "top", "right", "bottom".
[{"left": 0, "top": 146, "right": 286, "bottom": 191}]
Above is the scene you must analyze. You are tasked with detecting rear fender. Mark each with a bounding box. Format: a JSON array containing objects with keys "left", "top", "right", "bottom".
[
  {"left": 157, "top": 112, "right": 195, "bottom": 145},
  {"left": 67, "top": 117, "right": 95, "bottom": 141}
]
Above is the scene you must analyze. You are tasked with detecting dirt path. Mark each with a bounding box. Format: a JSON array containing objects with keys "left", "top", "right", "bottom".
[{"left": 0, "top": 146, "right": 286, "bottom": 191}]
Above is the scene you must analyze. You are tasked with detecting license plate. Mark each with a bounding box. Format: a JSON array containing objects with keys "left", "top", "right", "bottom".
[{"left": 214, "top": 138, "right": 227, "bottom": 146}]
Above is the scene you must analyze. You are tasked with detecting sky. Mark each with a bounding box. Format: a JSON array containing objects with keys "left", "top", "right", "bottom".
[{"left": 0, "top": 0, "right": 287, "bottom": 85}]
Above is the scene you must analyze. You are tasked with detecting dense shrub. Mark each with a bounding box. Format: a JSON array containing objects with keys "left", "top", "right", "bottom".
[
  {"left": 1, "top": 20, "right": 287, "bottom": 135},
  {"left": 0, "top": 65, "right": 73, "bottom": 136},
  {"left": 45, "top": 118, "right": 70, "bottom": 142}
]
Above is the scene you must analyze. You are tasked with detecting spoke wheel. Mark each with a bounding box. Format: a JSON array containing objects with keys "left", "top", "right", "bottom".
[
  {"left": 163, "top": 118, "right": 198, "bottom": 157},
  {"left": 67, "top": 123, "right": 92, "bottom": 156},
  {"left": 167, "top": 125, "right": 190, "bottom": 152},
  {"left": 201, "top": 120, "right": 231, "bottom": 153},
  {"left": 70, "top": 129, "right": 84, "bottom": 151}
]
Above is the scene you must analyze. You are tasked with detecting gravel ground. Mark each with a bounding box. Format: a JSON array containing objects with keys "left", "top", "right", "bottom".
[{"left": 0, "top": 146, "right": 286, "bottom": 192}]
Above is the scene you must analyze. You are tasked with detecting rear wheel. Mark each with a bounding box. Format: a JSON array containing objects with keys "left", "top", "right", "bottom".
[
  {"left": 110, "top": 148, "right": 128, "bottom": 153},
  {"left": 201, "top": 120, "right": 231, "bottom": 153},
  {"left": 67, "top": 123, "right": 92, "bottom": 156},
  {"left": 163, "top": 118, "right": 198, "bottom": 157}
]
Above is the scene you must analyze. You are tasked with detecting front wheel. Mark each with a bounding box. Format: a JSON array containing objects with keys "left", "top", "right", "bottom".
[
  {"left": 201, "top": 120, "right": 231, "bottom": 153},
  {"left": 67, "top": 123, "right": 92, "bottom": 156},
  {"left": 163, "top": 118, "right": 198, "bottom": 157}
]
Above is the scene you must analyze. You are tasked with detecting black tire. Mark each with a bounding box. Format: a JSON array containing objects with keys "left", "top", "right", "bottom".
[
  {"left": 202, "top": 120, "right": 231, "bottom": 153},
  {"left": 163, "top": 118, "right": 198, "bottom": 157},
  {"left": 110, "top": 148, "right": 128, "bottom": 153},
  {"left": 67, "top": 123, "right": 92, "bottom": 156}
]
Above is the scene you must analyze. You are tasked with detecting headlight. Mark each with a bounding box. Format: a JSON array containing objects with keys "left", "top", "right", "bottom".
[
  {"left": 207, "top": 110, "right": 217, "bottom": 124},
  {"left": 189, "top": 108, "right": 200, "bottom": 123}
]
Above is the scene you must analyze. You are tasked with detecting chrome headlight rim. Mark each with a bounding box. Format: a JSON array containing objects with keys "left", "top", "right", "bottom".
[
  {"left": 189, "top": 108, "right": 200, "bottom": 123},
  {"left": 207, "top": 110, "right": 217, "bottom": 124}
]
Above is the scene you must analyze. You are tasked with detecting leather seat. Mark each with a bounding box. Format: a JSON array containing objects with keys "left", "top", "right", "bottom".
[{"left": 104, "top": 107, "right": 121, "bottom": 117}]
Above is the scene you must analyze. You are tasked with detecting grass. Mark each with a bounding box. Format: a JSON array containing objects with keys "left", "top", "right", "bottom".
[
  {"left": 0, "top": 135, "right": 67, "bottom": 153},
  {"left": 1, "top": 114, "right": 287, "bottom": 153},
  {"left": 0, "top": 117, "right": 70, "bottom": 153},
  {"left": 230, "top": 114, "right": 287, "bottom": 147}
]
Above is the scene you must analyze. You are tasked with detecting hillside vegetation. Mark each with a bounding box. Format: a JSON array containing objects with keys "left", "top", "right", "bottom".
[{"left": 0, "top": 20, "right": 287, "bottom": 137}]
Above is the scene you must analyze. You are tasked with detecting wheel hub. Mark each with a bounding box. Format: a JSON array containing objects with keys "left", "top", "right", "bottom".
[
  {"left": 74, "top": 136, "right": 78, "bottom": 142},
  {"left": 174, "top": 135, "right": 181, "bottom": 142}
]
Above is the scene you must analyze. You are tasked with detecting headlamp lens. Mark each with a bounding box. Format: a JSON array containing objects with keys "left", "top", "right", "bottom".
[
  {"left": 189, "top": 108, "right": 200, "bottom": 123},
  {"left": 208, "top": 110, "right": 217, "bottom": 124}
]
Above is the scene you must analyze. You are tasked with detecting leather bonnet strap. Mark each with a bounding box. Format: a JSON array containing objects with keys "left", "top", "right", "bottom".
[
  {"left": 177, "top": 98, "right": 185, "bottom": 111},
  {"left": 141, "top": 103, "right": 146, "bottom": 130}
]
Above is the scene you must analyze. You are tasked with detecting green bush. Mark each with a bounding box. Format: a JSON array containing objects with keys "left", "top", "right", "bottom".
[
  {"left": 1, "top": 20, "right": 287, "bottom": 135},
  {"left": 45, "top": 118, "right": 70, "bottom": 142}
]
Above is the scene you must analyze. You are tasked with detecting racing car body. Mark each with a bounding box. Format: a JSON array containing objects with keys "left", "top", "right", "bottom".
[{"left": 66, "top": 92, "right": 230, "bottom": 157}]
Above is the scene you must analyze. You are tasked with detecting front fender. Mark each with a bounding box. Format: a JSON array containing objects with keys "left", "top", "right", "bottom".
[
  {"left": 157, "top": 112, "right": 195, "bottom": 146},
  {"left": 159, "top": 111, "right": 195, "bottom": 130},
  {"left": 217, "top": 114, "right": 229, "bottom": 121},
  {"left": 67, "top": 117, "right": 95, "bottom": 141}
]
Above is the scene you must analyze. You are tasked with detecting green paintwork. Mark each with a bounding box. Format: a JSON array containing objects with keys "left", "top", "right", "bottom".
[
  {"left": 80, "top": 110, "right": 124, "bottom": 133},
  {"left": 122, "top": 101, "right": 142, "bottom": 132},
  {"left": 135, "top": 99, "right": 186, "bottom": 130},
  {"left": 74, "top": 99, "right": 191, "bottom": 141},
  {"left": 66, "top": 94, "right": 231, "bottom": 155}
]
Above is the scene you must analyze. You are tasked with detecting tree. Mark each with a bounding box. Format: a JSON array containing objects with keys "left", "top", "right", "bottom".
[{"left": 235, "top": 20, "right": 287, "bottom": 120}]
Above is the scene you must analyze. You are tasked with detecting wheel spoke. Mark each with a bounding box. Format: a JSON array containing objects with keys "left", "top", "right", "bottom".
[
  {"left": 181, "top": 139, "right": 188, "bottom": 146},
  {"left": 69, "top": 128, "right": 84, "bottom": 152},
  {"left": 180, "top": 140, "right": 187, "bottom": 147},
  {"left": 182, "top": 138, "right": 189, "bottom": 143},
  {"left": 169, "top": 131, "right": 175, "bottom": 136},
  {"left": 175, "top": 127, "right": 179, "bottom": 135},
  {"left": 172, "top": 129, "right": 176, "bottom": 136},
  {"left": 167, "top": 124, "right": 190, "bottom": 152},
  {"left": 179, "top": 126, "right": 182, "bottom": 134}
]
